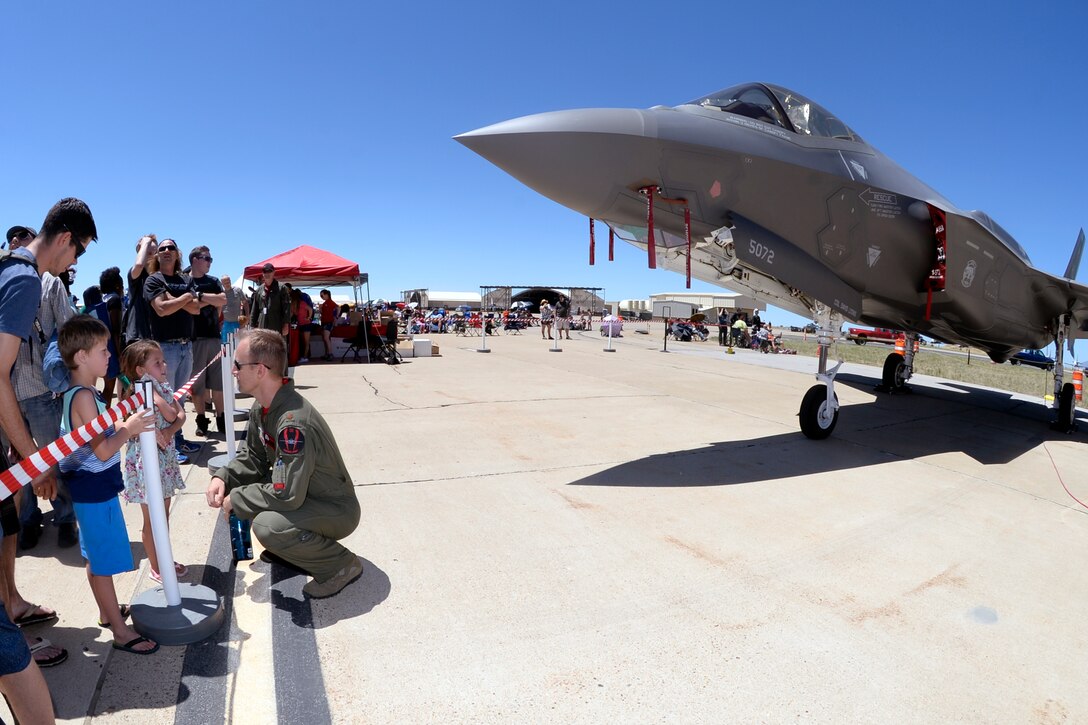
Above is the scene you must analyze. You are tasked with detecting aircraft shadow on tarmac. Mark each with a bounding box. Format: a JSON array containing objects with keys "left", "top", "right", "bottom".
[{"left": 572, "top": 372, "right": 1086, "bottom": 488}]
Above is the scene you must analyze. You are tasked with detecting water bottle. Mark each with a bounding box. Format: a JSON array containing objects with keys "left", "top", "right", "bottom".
[{"left": 229, "top": 512, "right": 253, "bottom": 561}]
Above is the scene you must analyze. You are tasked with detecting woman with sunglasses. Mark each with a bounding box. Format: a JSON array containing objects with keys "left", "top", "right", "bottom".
[{"left": 143, "top": 239, "right": 203, "bottom": 462}]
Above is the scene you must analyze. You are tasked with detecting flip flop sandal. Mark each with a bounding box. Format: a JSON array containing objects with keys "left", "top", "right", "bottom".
[
  {"left": 112, "top": 636, "right": 159, "bottom": 655},
  {"left": 13, "top": 604, "right": 58, "bottom": 628},
  {"left": 97, "top": 604, "right": 132, "bottom": 628},
  {"left": 29, "top": 638, "right": 68, "bottom": 668}
]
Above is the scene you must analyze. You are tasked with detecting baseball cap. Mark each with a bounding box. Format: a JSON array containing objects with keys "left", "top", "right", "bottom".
[
  {"left": 262, "top": 263, "right": 275, "bottom": 272},
  {"left": 5, "top": 226, "right": 37, "bottom": 245}
]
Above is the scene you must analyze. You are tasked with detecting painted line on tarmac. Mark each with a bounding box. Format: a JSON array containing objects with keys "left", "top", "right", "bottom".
[
  {"left": 269, "top": 562, "right": 330, "bottom": 724},
  {"left": 173, "top": 518, "right": 331, "bottom": 723},
  {"left": 174, "top": 516, "right": 238, "bottom": 725}
]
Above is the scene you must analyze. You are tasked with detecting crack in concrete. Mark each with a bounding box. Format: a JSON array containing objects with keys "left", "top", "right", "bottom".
[
  {"left": 358, "top": 373, "right": 409, "bottom": 409},
  {"left": 353, "top": 458, "right": 634, "bottom": 487},
  {"left": 326, "top": 392, "right": 669, "bottom": 416}
]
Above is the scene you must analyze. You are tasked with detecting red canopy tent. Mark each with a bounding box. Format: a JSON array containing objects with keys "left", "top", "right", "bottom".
[
  {"left": 244, "top": 245, "right": 362, "bottom": 287},
  {"left": 243, "top": 245, "right": 370, "bottom": 364}
]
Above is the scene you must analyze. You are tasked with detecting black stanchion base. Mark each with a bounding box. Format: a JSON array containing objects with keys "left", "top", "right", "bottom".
[
  {"left": 476, "top": 349, "right": 491, "bottom": 353},
  {"left": 603, "top": 348, "right": 617, "bottom": 353},
  {"left": 131, "top": 583, "right": 224, "bottom": 646},
  {"left": 549, "top": 348, "right": 563, "bottom": 353}
]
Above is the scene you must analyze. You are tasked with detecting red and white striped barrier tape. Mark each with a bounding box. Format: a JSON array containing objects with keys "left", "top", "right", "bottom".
[
  {"left": 0, "top": 349, "right": 223, "bottom": 500},
  {"left": 174, "top": 349, "right": 223, "bottom": 401},
  {"left": 0, "top": 392, "right": 146, "bottom": 499}
]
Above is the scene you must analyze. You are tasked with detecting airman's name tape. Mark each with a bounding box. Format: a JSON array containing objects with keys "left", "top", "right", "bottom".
[{"left": 0, "top": 349, "right": 224, "bottom": 501}]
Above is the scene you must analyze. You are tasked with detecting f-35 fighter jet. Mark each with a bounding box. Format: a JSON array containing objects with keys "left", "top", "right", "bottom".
[{"left": 456, "top": 82, "right": 1086, "bottom": 438}]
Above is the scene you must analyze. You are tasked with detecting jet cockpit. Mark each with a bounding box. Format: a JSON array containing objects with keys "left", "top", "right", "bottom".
[{"left": 685, "top": 83, "right": 863, "bottom": 142}]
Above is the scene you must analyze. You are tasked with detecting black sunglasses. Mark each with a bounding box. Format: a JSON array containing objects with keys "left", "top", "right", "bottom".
[
  {"left": 61, "top": 223, "right": 87, "bottom": 259},
  {"left": 196, "top": 255, "right": 213, "bottom": 262},
  {"left": 158, "top": 245, "right": 177, "bottom": 253},
  {"left": 233, "top": 360, "right": 267, "bottom": 371}
]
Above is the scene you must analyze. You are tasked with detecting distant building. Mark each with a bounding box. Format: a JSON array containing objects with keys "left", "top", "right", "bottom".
[
  {"left": 617, "top": 292, "right": 765, "bottom": 320},
  {"left": 402, "top": 289, "right": 481, "bottom": 310}
]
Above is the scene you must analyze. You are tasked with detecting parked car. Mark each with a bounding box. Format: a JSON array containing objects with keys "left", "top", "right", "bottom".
[{"left": 1009, "top": 349, "right": 1055, "bottom": 371}]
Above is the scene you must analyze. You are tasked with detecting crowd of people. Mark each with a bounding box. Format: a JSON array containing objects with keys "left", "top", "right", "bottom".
[
  {"left": 0, "top": 199, "right": 362, "bottom": 722},
  {"left": 401, "top": 295, "right": 598, "bottom": 340},
  {"left": 716, "top": 309, "right": 793, "bottom": 354}
]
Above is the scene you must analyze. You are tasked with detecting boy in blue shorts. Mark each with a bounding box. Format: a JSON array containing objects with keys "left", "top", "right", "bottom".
[{"left": 57, "top": 315, "right": 158, "bottom": 654}]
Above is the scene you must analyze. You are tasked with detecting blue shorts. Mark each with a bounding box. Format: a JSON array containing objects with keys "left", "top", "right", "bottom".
[
  {"left": 221, "top": 320, "right": 240, "bottom": 344},
  {"left": 0, "top": 607, "right": 30, "bottom": 675},
  {"left": 73, "top": 498, "right": 134, "bottom": 576}
]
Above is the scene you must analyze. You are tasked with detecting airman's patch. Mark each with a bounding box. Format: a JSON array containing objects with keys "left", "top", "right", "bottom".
[{"left": 278, "top": 426, "right": 305, "bottom": 454}]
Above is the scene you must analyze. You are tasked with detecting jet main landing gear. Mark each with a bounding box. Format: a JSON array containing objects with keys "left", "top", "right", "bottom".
[
  {"left": 1051, "top": 315, "right": 1078, "bottom": 433},
  {"left": 877, "top": 333, "right": 918, "bottom": 393}
]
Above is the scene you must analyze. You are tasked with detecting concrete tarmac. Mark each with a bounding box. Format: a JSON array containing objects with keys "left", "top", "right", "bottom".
[{"left": 7, "top": 326, "right": 1088, "bottom": 723}]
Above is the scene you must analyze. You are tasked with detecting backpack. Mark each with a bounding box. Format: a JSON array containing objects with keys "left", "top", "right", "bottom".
[
  {"left": 0, "top": 248, "right": 37, "bottom": 271},
  {"left": 0, "top": 249, "right": 69, "bottom": 393}
]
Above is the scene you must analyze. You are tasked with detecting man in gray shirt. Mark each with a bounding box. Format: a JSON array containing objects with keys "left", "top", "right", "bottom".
[{"left": 8, "top": 229, "right": 76, "bottom": 549}]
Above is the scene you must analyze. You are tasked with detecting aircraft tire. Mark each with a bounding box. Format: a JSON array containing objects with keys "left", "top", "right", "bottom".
[
  {"left": 882, "top": 353, "right": 907, "bottom": 391},
  {"left": 1057, "top": 382, "right": 1076, "bottom": 430},
  {"left": 799, "top": 384, "right": 838, "bottom": 439}
]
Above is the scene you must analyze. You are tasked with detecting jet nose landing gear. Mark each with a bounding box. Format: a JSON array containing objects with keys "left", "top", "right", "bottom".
[
  {"left": 800, "top": 383, "right": 840, "bottom": 439},
  {"left": 799, "top": 309, "right": 844, "bottom": 440}
]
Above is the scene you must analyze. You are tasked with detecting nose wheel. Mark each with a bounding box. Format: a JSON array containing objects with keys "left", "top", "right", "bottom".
[
  {"left": 799, "top": 384, "right": 839, "bottom": 439},
  {"left": 799, "top": 306, "right": 844, "bottom": 440}
]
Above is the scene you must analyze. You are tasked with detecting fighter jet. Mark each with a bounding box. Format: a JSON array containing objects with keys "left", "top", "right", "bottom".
[{"left": 456, "top": 82, "right": 1088, "bottom": 439}]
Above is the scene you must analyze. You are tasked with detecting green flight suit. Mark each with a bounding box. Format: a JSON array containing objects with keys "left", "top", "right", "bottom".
[
  {"left": 214, "top": 380, "right": 360, "bottom": 581},
  {"left": 250, "top": 279, "right": 291, "bottom": 333}
]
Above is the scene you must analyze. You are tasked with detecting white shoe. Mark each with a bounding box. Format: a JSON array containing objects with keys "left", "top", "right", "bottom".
[{"left": 298, "top": 357, "right": 309, "bottom": 363}]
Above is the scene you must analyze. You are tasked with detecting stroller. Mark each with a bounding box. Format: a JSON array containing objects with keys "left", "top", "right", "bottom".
[{"left": 600, "top": 316, "right": 623, "bottom": 337}]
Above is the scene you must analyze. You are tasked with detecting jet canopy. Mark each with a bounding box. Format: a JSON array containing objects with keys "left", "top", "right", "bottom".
[{"left": 687, "top": 83, "right": 862, "bottom": 142}]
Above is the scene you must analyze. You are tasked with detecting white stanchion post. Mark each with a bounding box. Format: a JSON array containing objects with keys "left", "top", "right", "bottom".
[
  {"left": 221, "top": 341, "right": 236, "bottom": 460},
  {"left": 136, "top": 380, "right": 181, "bottom": 607},
  {"left": 209, "top": 333, "right": 239, "bottom": 473},
  {"left": 231, "top": 332, "right": 240, "bottom": 398},
  {"left": 604, "top": 319, "right": 616, "bottom": 352},
  {"left": 477, "top": 313, "right": 490, "bottom": 353}
]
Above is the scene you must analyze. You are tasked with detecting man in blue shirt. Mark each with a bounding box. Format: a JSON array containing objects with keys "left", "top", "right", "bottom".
[{"left": 0, "top": 199, "right": 97, "bottom": 721}]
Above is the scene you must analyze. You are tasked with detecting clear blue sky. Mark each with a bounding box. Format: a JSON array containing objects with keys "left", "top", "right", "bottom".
[{"left": 2, "top": 2, "right": 1085, "bottom": 357}]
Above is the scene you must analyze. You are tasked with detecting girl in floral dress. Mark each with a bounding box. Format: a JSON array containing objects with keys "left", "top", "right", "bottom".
[{"left": 120, "top": 340, "right": 188, "bottom": 583}]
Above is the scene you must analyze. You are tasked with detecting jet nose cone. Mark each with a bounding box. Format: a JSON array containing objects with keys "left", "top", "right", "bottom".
[{"left": 455, "top": 108, "right": 659, "bottom": 218}]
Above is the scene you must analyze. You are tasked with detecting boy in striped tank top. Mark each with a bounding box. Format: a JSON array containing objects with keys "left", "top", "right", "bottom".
[{"left": 57, "top": 316, "right": 158, "bottom": 654}]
